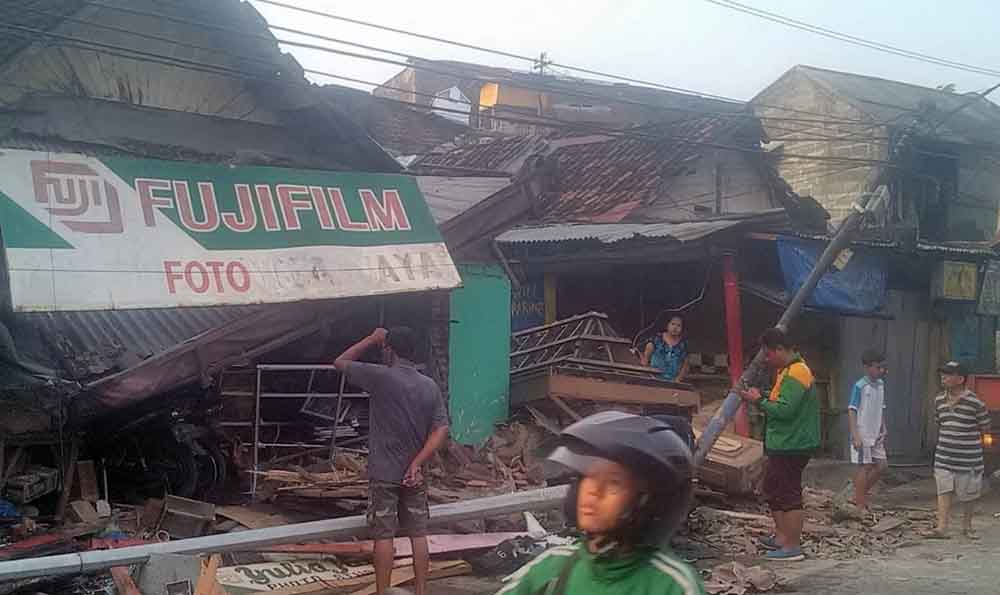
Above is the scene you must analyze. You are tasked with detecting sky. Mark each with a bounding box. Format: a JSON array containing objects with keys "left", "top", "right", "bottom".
[{"left": 248, "top": 0, "right": 1000, "bottom": 103}]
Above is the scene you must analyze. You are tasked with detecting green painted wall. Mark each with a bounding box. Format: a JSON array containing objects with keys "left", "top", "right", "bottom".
[{"left": 448, "top": 263, "right": 511, "bottom": 445}]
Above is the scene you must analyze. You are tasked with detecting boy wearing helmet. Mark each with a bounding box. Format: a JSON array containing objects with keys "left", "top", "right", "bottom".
[{"left": 497, "top": 412, "right": 705, "bottom": 595}]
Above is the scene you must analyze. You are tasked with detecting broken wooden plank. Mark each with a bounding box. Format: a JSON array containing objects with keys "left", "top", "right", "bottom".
[
  {"left": 525, "top": 405, "right": 561, "bottom": 435},
  {"left": 872, "top": 517, "right": 907, "bottom": 533},
  {"left": 549, "top": 395, "right": 582, "bottom": 421},
  {"left": 76, "top": 460, "right": 99, "bottom": 503},
  {"left": 548, "top": 372, "right": 701, "bottom": 407},
  {"left": 69, "top": 501, "right": 99, "bottom": 524},
  {"left": 216, "top": 506, "right": 292, "bottom": 529}
]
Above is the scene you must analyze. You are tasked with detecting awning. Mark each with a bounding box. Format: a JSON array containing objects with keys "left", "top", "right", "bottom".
[{"left": 1, "top": 149, "right": 461, "bottom": 312}]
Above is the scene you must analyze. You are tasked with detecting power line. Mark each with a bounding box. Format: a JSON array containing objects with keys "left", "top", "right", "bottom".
[
  {"left": 246, "top": 0, "right": 1000, "bottom": 144},
  {"left": 11, "top": 9, "right": 995, "bottom": 169},
  {"left": 61, "top": 0, "right": 1000, "bottom": 150},
  {"left": 89, "top": 0, "right": 892, "bottom": 129},
  {"left": 0, "top": 26, "right": 909, "bottom": 170},
  {"left": 241, "top": 0, "right": 898, "bottom": 125},
  {"left": 706, "top": 0, "right": 1000, "bottom": 78}
]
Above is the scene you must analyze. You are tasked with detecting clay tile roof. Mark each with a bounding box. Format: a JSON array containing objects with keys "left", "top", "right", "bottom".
[{"left": 411, "top": 115, "right": 756, "bottom": 222}]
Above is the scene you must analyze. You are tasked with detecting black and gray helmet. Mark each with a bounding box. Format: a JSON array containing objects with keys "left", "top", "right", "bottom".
[{"left": 548, "top": 411, "right": 695, "bottom": 547}]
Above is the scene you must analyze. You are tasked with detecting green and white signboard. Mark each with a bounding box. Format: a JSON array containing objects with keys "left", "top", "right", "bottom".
[{"left": 0, "top": 149, "right": 461, "bottom": 311}]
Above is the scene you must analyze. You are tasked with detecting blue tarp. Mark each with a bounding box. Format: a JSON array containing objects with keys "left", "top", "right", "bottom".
[{"left": 777, "top": 238, "right": 887, "bottom": 314}]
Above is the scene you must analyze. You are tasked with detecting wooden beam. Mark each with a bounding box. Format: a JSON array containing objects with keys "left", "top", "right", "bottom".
[
  {"left": 549, "top": 373, "right": 701, "bottom": 408},
  {"left": 549, "top": 396, "right": 582, "bottom": 422},
  {"left": 55, "top": 438, "right": 80, "bottom": 523}
]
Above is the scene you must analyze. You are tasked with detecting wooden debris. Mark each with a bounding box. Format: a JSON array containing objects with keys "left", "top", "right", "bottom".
[
  {"left": 686, "top": 486, "right": 935, "bottom": 561},
  {"left": 705, "top": 562, "right": 779, "bottom": 595},
  {"left": 872, "top": 517, "right": 908, "bottom": 533},
  {"left": 75, "top": 460, "right": 100, "bottom": 503},
  {"left": 216, "top": 505, "right": 292, "bottom": 529},
  {"left": 68, "top": 501, "right": 99, "bottom": 524}
]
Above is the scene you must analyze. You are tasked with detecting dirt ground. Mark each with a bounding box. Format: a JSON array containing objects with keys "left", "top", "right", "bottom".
[{"left": 428, "top": 459, "right": 1000, "bottom": 595}]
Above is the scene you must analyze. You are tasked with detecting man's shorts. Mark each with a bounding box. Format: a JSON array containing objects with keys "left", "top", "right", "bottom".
[
  {"left": 850, "top": 439, "right": 887, "bottom": 465},
  {"left": 367, "top": 480, "right": 430, "bottom": 539},
  {"left": 935, "top": 468, "right": 983, "bottom": 503},
  {"left": 763, "top": 454, "right": 811, "bottom": 511}
]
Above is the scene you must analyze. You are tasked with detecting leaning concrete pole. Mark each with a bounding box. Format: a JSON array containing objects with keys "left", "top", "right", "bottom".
[
  {"left": 695, "top": 84, "right": 1000, "bottom": 464},
  {"left": 694, "top": 166, "right": 894, "bottom": 465}
]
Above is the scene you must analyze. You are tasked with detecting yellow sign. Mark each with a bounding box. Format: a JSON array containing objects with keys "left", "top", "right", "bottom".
[{"left": 935, "top": 261, "right": 978, "bottom": 301}]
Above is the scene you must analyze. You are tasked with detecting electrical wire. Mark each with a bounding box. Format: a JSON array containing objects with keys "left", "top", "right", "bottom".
[
  {"left": 82, "top": 0, "right": 891, "bottom": 128},
  {"left": 247, "top": 0, "right": 904, "bottom": 124},
  {"left": 46, "top": 0, "right": 968, "bottom": 159},
  {"left": 26, "top": 0, "right": 998, "bottom": 158},
  {"left": 0, "top": 27, "right": 909, "bottom": 172},
  {"left": 6, "top": 8, "right": 993, "bottom": 178},
  {"left": 706, "top": 0, "right": 1000, "bottom": 78}
]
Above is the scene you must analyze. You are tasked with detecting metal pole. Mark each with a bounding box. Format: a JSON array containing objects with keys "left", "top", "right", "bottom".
[
  {"left": 0, "top": 486, "right": 568, "bottom": 581},
  {"left": 251, "top": 366, "right": 263, "bottom": 499},
  {"left": 720, "top": 251, "right": 749, "bottom": 437},
  {"left": 329, "top": 371, "right": 347, "bottom": 464},
  {"left": 695, "top": 181, "right": 890, "bottom": 465}
]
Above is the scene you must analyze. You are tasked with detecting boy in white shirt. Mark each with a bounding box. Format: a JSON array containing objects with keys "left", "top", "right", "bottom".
[{"left": 848, "top": 349, "right": 888, "bottom": 509}]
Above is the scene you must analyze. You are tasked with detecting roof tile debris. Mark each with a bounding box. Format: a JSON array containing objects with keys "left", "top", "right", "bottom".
[{"left": 413, "top": 116, "right": 754, "bottom": 222}]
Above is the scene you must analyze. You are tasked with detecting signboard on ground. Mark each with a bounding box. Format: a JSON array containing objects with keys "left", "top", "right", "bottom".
[
  {"left": 215, "top": 559, "right": 373, "bottom": 593},
  {"left": 0, "top": 149, "right": 460, "bottom": 311}
]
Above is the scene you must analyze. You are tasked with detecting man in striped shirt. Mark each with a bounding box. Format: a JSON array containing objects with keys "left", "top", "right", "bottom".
[{"left": 930, "top": 361, "right": 990, "bottom": 540}]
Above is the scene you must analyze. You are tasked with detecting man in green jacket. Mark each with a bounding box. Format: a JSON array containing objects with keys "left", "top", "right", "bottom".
[
  {"left": 497, "top": 412, "right": 705, "bottom": 595},
  {"left": 741, "top": 328, "right": 820, "bottom": 562}
]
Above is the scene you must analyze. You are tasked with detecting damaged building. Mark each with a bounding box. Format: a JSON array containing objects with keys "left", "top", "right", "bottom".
[{"left": 0, "top": 0, "right": 472, "bottom": 514}]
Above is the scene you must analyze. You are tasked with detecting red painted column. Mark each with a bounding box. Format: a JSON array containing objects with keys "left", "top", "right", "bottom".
[{"left": 721, "top": 251, "right": 750, "bottom": 437}]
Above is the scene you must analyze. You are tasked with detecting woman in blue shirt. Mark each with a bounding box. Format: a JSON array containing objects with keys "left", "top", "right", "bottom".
[{"left": 640, "top": 316, "right": 690, "bottom": 383}]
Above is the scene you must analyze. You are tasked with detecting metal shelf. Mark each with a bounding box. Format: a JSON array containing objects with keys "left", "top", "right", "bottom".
[{"left": 250, "top": 364, "right": 355, "bottom": 499}]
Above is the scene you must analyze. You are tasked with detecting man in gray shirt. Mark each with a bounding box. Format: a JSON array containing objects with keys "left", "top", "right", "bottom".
[{"left": 335, "top": 326, "right": 449, "bottom": 595}]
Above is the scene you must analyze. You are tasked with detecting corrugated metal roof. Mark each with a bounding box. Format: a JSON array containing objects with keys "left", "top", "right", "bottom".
[
  {"left": 796, "top": 66, "right": 1000, "bottom": 147},
  {"left": 416, "top": 176, "right": 512, "bottom": 224},
  {"left": 495, "top": 220, "right": 741, "bottom": 245},
  {"left": 11, "top": 306, "right": 257, "bottom": 380}
]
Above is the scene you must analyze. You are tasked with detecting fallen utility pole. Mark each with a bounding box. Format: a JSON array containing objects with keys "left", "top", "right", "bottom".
[
  {"left": 0, "top": 486, "right": 568, "bottom": 582},
  {"left": 696, "top": 83, "right": 1000, "bottom": 464},
  {"left": 695, "top": 148, "right": 899, "bottom": 465}
]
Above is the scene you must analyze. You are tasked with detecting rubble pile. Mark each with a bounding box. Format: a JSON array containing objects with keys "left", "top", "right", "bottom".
[
  {"left": 425, "top": 422, "right": 548, "bottom": 502},
  {"left": 704, "top": 561, "right": 780, "bottom": 595},
  {"left": 247, "top": 422, "right": 549, "bottom": 514},
  {"left": 686, "top": 487, "right": 935, "bottom": 561}
]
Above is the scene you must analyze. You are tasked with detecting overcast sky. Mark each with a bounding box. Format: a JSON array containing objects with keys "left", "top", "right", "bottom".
[{"left": 248, "top": 0, "right": 1000, "bottom": 102}]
